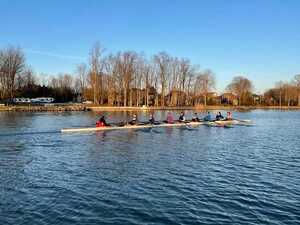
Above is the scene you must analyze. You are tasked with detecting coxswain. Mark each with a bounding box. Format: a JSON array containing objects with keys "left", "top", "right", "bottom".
[
  {"left": 216, "top": 112, "right": 224, "bottom": 121},
  {"left": 96, "top": 115, "right": 109, "bottom": 127},
  {"left": 166, "top": 112, "right": 174, "bottom": 124},
  {"left": 178, "top": 112, "right": 186, "bottom": 122},
  {"left": 203, "top": 112, "right": 212, "bottom": 121},
  {"left": 129, "top": 114, "right": 138, "bottom": 125},
  {"left": 149, "top": 113, "right": 155, "bottom": 124},
  {"left": 192, "top": 112, "right": 200, "bottom": 122},
  {"left": 226, "top": 111, "right": 233, "bottom": 120}
]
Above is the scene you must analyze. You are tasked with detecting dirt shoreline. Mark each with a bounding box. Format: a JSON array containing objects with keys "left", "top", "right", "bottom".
[{"left": 1, "top": 104, "right": 300, "bottom": 112}]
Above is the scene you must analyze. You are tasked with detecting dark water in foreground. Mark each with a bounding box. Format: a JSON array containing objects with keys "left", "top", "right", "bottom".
[{"left": 0, "top": 110, "right": 299, "bottom": 225}]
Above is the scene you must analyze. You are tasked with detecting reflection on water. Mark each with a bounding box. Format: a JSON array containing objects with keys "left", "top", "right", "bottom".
[{"left": 0, "top": 110, "right": 300, "bottom": 225}]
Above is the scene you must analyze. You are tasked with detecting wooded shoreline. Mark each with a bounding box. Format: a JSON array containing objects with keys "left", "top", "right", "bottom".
[
  {"left": 1, "top": 104, "right": 300, "bottom": 112},
  {"left": 1, "top": 45, "right": 300, "bottom": 109}
]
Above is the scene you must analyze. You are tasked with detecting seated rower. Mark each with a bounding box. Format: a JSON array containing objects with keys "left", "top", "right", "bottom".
[
  {"left": 96, "top": 115, "right": 109, "bottom": 127},
  {"left": 226, "top": 111, "right": 233, "bottom": 120},
  {"left": 166, "top": 112, "right": 174, "bottom": 124},
  {"left": 149, "top": 114, "right": 155, "bottom": 124},
  {"left": 192, "top": 112, "right": 200, "bottom": 122},
  {"left": 178, "top": 112, "right": 186, "bottom": 122},
  {"left": 203, "top": 112, "right": 212, "bottom": 121},
  {"left": 129, "top": 114, "right": 138, "bottom": 125},
  {"left": 216, "top": 111, "right": 224, "bottom": 121}
]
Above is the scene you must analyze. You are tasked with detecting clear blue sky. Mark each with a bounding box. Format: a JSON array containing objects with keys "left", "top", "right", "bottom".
[{"left": 1, "top": 0, "right": 299, "bottom": 93}]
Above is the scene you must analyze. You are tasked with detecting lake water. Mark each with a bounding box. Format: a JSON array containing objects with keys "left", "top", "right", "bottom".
[{"left": 0, "top": 110, "right": 299, "bottom": 225}]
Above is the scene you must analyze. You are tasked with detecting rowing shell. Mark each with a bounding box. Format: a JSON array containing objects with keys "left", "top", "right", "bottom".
[
  {"left": 61, "top": 119, "right": 253, "bottom": 133},
  {"left": 61, "top": 121, "right": 204, "bottom": 133}
]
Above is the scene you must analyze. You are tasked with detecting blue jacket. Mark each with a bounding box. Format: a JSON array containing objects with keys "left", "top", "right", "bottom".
[{"left": 204, "top": 114, "right": 211, "bottom": 121}]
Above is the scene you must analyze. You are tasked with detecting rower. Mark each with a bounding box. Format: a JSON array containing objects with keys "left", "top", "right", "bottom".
[
  {"left": 203, "top": 112, "right": 212, "bottom": 121},
  {"left": 226, "top": 111, "right": 233, "bottom": 120},
  {"left": 216, "top": 111, "right": 224, "bottom": 121},
  {"left": 96, "top": 115, "right": 109, "bottom": 127},
  {"left": 129, "top": 114, "right": 138, "bottom": 125},
  {"left": 178, "top": 112, "right": 186, "bottom": 122},
  {"left": 166, "top": 112, "right": 174, "bottom": 124},
  {"left": 192, "top": 112, "right": 200, "bottom": 122},
  {"left": 149, "top": 113, "right": 155, "bottom": 124}
]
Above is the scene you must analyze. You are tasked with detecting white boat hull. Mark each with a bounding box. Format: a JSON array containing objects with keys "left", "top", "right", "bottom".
[
  {"left": 61, "top": 122, "right": 204, "bottom": 133},
  {"left": 61, "top": 119, "right": 253, "bottom": 133}
]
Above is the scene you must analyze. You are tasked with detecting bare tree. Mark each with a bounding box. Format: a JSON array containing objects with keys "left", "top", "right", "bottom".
[
  {"left": 195, "top": 69, "right": 216, "bottom": 106},
  {"left": 275, "top": 81, "right": 285, "bottom": 107},
  {"left": 294, "top": 74, "right": 300, "bottom": 106},
  {"left": 23, "top": 68, "right": 37, "bottom": 87},
  {"left": 168, "top": 57, "right": 178, "bottom": 105},
  {"left": 89, "top": 42, "right": 105, "bottom": 104},
  {"left": 141, "top": 61, "right": 151, "bottom": 106},
  {"left": 47, "top": 74, "right": 74, "bottom": 102},
  {"left": 179, "top": 59, "right": 190, "bottom": 91},
  {"left": 75, "top": 63, "right": 88, "bottom": 100},
  {"left": 61, "top": 74, "right": 73, "bottom": 90},
  {"left": 140, "top": 59, "right": 157, "bottom": 107},
  {"left": 281, "top": 81, "right": 297, "bottom": 106},
  {"left": 185, "top": 66, "right": 197, "bottom": 105},
  {"left": 16, "top": 67, "right": 37, "bottom": 94},
  {"left": 154, "top": 52, "right": 171, "bottom": 106},
  {"left": 264, "top": 80, "right": 299, "bottom": 107},
  {"left": 134, "top": 55, "right": 146, "bottom": 106},
  {"left": 116, "top": 51, "right": 137, "bottom": 106},
  {"left": 0, "top": 46, "right": 25, "bottom": 100},
  {"left": 227, "top": 76, "right": 253, "bottom": 106},
  {"left": 105, "top": 54, "right": 118, "bottom": 105}
]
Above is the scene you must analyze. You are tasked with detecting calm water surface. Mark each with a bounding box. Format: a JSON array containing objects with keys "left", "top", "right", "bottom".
[{"left": 0, "top": 110, "right": 299, "bottom": 225}]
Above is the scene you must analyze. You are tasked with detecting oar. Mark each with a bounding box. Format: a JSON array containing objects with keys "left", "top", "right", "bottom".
[
  {"left": 180, "top": 120, "right": 202, "bottom": 130},
  {"left": 232, "top": 118, "right": 251, "bottom": 123},
  {"left": 185, "top": 124, "right": 196, "bottom": 130}
]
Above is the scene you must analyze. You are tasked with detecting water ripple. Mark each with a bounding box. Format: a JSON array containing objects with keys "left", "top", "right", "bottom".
[{"left": 0, "top": 110, "right": 300, "bottom": 225}]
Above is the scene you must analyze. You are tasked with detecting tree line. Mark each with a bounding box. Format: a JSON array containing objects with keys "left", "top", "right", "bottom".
[
  {"left": 0, "top": 44, "right": 299, "bottom": 106},
  {"left": 264, "top": 76, "right": 300, "bottom": 107}
]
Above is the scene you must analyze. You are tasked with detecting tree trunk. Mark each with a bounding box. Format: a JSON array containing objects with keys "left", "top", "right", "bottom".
[
  {"left": 155, "top": 94, "right": 159, "bottom": 107},
  {"left": 93, "top": 72, "right": 97, "bottom": 104},
  {"left": 146, "top": 88, "right": 149, "bottom": 106},
  {"left": 129, "top": 89, "right": 132, "bottom": 106},
  {"left": 161, "top": 88, "right": 165, "bottom": 107},
  {"left": 137, "top": 90, "right": 140, "bottom": 106},
  {"left": 99, "top": 74, "right": 103, "bottom": 104},
  {"left": 118, "top": 94, "right": 121, "bottom": 107},
  {"left": 123, "top": 88, "right": 127, "bottom": 107},
  {"left": 279, "top": 92, "right": 282, "bottom": 107}
]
